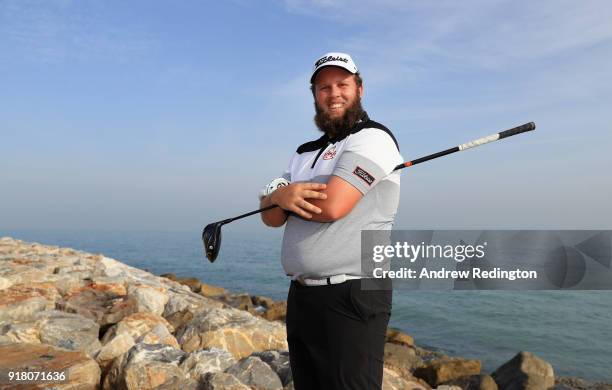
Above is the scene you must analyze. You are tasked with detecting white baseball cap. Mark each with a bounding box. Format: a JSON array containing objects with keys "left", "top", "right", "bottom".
[{"left": 310, "top": 52, "right": 358, "bottom": 84}]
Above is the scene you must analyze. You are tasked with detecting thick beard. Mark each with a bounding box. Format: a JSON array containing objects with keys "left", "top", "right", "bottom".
[{"left": 314, "top": 97, "right": 365, "bottom": 139}]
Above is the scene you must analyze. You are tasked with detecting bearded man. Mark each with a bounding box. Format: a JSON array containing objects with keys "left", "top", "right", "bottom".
[{"left": 260, "top": 52, "right": 403, "bottom": 390}]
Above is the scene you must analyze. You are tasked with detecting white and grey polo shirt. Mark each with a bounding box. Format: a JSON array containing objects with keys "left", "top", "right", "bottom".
[{"left": 280, "top": 112, "right": 403, "bottom": 280}]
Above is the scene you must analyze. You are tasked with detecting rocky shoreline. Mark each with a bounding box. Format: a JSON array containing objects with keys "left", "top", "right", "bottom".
[{"left": 0, "top": 236, "right": 610, "bottom": 390}]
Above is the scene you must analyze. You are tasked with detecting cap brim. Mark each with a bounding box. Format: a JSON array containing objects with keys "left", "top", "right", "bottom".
[{"left": 310, "top": 64, "right": 357, "bottom": 84}]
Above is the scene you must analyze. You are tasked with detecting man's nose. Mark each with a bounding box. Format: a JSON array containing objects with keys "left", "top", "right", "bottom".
[{"left": 330, "top": 85, "right": 341, "bottom": 96}]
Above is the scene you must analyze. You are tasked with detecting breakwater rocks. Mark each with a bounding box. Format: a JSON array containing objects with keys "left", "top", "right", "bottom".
[{"left": 0, "top": 237, "right": 610, "bottom": 390}]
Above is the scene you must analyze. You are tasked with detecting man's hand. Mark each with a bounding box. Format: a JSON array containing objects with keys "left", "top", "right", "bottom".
[{"left": 270, "top": 182, "right": 327, "bottom": 219}]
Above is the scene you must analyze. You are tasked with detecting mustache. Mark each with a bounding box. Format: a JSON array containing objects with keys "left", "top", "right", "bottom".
[{"left": 314, "top": 98, "right": 364, "bottom": 139}]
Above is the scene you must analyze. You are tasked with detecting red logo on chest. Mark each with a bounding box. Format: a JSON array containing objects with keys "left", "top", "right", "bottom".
[{"left": 322, "top": 147, "right": 337, "bottom": 160}]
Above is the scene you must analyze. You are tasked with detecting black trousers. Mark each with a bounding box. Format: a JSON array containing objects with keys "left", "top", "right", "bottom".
[{"left": 286, "top": 279, "right": 392, "bottom": 390}]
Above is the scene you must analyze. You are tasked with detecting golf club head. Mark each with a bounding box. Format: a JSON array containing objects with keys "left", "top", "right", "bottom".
[{"left": 202, "top": 222, "right": 223, "bottom": 262}]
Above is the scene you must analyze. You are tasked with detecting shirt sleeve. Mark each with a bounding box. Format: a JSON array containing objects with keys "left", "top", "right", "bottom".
[
  {"left": 332, "top": 128, "right": 403, "bottom": 194},
  {"left": 282, "top": 153, "right": 295, "bottom": 182}
]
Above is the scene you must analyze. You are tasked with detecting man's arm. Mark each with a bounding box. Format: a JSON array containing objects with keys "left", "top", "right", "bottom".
[
  {"left": 260, "top": 182, "right": 328, "bottom": 227},
  {"left": 260, "top": 195, "right": 288, "bottom": 227},
  {"left": 307, "top": 175, "right": 362, "bottom": 222}
]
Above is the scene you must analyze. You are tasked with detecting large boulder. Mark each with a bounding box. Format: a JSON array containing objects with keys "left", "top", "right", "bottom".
[
  {"left": 225, "top": 356, "right": 283, "bottom": 390},
  {"left": 382, "top": 367, "right": 431, "bottom": 390},
  {"left": 251, "top": 350, "right": 292, "bottom": 386},
  {"left": 180, "top": 348, "right": 237, "bottom": 381},
  {"left": 36, "top": 310, "right": 102, "bottom": 356},
  {"left": 127, "top": 283, "right": 169, "bottom": 315},
  {"left": 101, "top": 312, "right": 176, "bottom": 344},
  {"left": 97, "top": 312, "right": 178, "bottom": 370},
  {"left": 443, "top": 374, "right": 498, "bottom": 390},
  {"left": 176, "top": 307, "right": 287, "bottom": 358},
  {"left": 0, "top": 283, "right": 59, "bottom": 321},
  {"left": 386, "top": 327, "right": 414, "bottom": 347},
  {"left": 57, "top": 281, "right": 137, "bottom": 325},
  {"left": 492, "top": 351, "right": 555, "bottom": 390},
  {"left": 413, "top": 357, "right": 481, "bottom": 386},
  {"left": 200, "top": 283, "right": 228, "bottom": 298},
  {"left": 103, "top": 343, "right": 188, "bottom": 390},
  {"left": 201, "top": 372, "right": 250, "bottom": 390},
  {"left": 163, "top": 286, "right": 224, "bottom": 330},
  {"left": 384, "top": 342, "right": 424, "bottom": 379},
  {"left": 0, "top": 342, "right": 101, "bottom": 389}
]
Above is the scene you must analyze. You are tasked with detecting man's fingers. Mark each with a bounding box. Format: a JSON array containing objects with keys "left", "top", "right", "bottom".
[
  {"left": 303, "top": 190, "right": 327, "bottom": 200},
  {"left": 300, "top": 182, "right": 327, "bottom": 190},
  {"left": 299, "top": 199, "right": 322, "bottom": 214},
  {"left": 291, "top": 205, "right": 312, "bottom": 219}
]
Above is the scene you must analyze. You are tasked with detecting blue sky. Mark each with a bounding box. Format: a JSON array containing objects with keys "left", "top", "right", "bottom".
[{"left": 1, "top": 0, "right": 611, "bottom": 233}]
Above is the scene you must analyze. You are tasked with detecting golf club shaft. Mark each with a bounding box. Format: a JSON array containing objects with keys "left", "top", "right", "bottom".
[
  {"left": 395, "top": 122, "right": 535, "bottom": 169},
  {"left": 220, "top": 122, "right": 535, "bottom": 224}
]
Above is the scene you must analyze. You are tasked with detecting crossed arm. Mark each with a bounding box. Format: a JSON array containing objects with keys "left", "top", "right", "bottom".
[{"left": 260, "top": 176, "right": 363, "bottom": 226}]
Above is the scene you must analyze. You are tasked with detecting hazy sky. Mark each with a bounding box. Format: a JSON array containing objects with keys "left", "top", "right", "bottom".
[{"left": 1, "top": 0, "right": 611, "bottom": 233}]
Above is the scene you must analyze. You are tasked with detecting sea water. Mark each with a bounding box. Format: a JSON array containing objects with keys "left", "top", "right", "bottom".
[{"left": 2, "top": 229, "right": 611, "bottom": 382}]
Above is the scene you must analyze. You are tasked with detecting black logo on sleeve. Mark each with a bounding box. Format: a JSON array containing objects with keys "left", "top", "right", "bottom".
[{"left": 353, "top": 166, "right": 375, "bottom": 185}]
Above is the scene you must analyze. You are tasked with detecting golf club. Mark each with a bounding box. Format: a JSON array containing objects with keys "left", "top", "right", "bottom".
[{"left": 203, "top": 121, "right": 536, "bottom": 262}]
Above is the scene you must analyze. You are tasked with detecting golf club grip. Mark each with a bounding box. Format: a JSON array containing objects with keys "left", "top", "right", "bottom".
[
  {"left": 394, "top": 121, "right": 536, "bottom": 171},
  {"left": 498, "top": 122, "right": 536, "bottom": 139}
]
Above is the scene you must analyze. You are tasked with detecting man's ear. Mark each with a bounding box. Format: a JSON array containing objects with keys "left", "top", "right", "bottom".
[{"left": 358, "top": 84, "right": 364, "bottom": 98}]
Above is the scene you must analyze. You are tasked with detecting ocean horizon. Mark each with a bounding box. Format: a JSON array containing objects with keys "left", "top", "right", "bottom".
[{"left": 2, "top": 228, "right": 611, "bottom": 382}]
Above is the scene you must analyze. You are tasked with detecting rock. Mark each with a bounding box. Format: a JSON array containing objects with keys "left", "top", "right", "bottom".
[
  {"left": 553, "top": 376, "right": 612, "bottom": 390},
  {"left": 102, "top": 312, "right": 174, "bottom": 342},
  {"left": 413, "top": 346, "right": 448, "bottom": 363},
  {"left": 0, "top": 343, "right": 101, "bottom": 389},
  {"left": 57, "top": 282, "right": 137, "bottom": 325},
  {"left": 0, "top": 275, "right": 12, "bottom": 290},
  {"left": 163, "top": 287, "right": 224, "bottom": 329},
  {"left": 103, "top": 343, "right": 187, "bottom": 390},
  {"left": 161, "top": 273, "right": 178, "bottom": 281},
  {"left": 386, "top": 327, "right": 415, "bottom": 347},
  {"left": 89, "top": 276, "right": 128, "bottom": 297},
  {"left": 443, "top": 374, "right": 498, "bottom": 390},
  {"left": 221, "top": 293, "right": 255, "bottom": 312},
  {"left": 252, "top": 295, "right": 276, "bottom": 308},
  {"left": 201, "top": 372, "right": 250, "bottom": 390},
  {"left": 127, "top": 283, "right": 169, "bottom": 315},
  {"left": 0, "top": 321, "right": 42, "bottom": 346},
  {"left": 263, "top": 301, "right": 287, "bottom": 322},
  {"left": 176, "top": 307, "right": 288, "bottom": 358},
  {"left": 251, "top": 350, "right": 292, "bottom": 386},
  {"left": 36, "top": 310, "right": 102, "bottom": 356},
  {"left": 135, "top": 323, "right": 179, "bottom": 348},
  {"left": 384, "top": 342, "right": 424, "bottom": 378},
  {"left": 97, "top": 312, "right": 178, "bottom": 371},
  {"left": 200, "top": 283, "right": 228, "bottom": 298},
  {"left": 180, "top": 348, "right": 237, "bottom": 381},
  {"left": 492, "top": 351, "right": 555, "bottom": 390},
  {"left": 0, "top": 283, "right": 58, "bottom": 321},
  {"left": 382, "top": 367, "right": 431, "bottom": 390},
  {"left": 226, "top": 356, "right": 283, "bottom": 390},
  {"left": 413, "top": 357, "right": 481, "bottom": 386},
  {"left": 176, "top": 277, "right": 202, "bottom": 293},
  {"left": 96, "top": 332, "right": 136, "bottom": 371}
]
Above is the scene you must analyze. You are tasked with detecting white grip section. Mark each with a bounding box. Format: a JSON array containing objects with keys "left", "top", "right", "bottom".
[{"left": 458, "top": 134, "right": 500, "bottom": 151}]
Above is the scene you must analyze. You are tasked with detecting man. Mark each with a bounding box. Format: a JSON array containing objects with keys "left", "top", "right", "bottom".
[{"left": 260, "top": 52, "right": 402, "bottom": 390}]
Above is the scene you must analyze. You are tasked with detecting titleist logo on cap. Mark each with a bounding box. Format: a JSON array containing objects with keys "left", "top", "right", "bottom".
[{"left": 315, "top": 55, "right": 349, "bottom": 67}]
